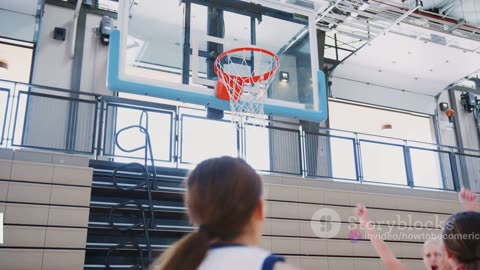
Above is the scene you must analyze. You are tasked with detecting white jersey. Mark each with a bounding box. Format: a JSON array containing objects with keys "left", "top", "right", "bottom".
[{"left": 198, "top": 244, "right": 285, "bottom": 270}]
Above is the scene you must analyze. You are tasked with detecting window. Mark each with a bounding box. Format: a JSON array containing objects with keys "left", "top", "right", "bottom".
[
  {"left": 0, "top": 39, "right": 34, "bottom": 83},
  {"left": 97, "top": 0, "right": 119, "bottom": 12},
  {"left": 328, "top": 100, "right": 444, "bottom": 188}
]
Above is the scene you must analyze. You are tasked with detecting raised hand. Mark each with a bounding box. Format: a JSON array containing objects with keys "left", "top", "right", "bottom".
[
  {"left": 355, "top": 204, "right": 370, "bottom": 227},
  {"left": 459, "top": 187, "right": 478, "bottom": 211},
  {"left": 353, "top": 204, "right": 408, "bottom": 270}
]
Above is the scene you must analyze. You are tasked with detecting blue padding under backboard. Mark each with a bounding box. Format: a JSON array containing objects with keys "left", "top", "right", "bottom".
[{"left": 107, "top": 29, "right": 327, "bottom": 122}]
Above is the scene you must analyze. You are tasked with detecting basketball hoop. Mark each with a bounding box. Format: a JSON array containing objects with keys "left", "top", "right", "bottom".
[{"left": 214, "top": 47, "right": 280, "bottom": 125}]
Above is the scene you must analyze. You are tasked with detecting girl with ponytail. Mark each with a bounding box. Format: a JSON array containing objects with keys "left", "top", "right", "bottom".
[
  {"left": 442, "top": 211, "right": 480, "bottom": 270},
  {"left": 354, "top": 188, "right": 479, "bottom": 270},
  {"left": 150, "top": 156, "right": 298, "bottom": 270},
  {"left": 443, "top": 188, "right": 480, "bottom": 270}
]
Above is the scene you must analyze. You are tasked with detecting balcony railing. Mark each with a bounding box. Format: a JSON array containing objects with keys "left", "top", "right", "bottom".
[{"left": 1, "top": 79, "right": 479, "bottom": 192}]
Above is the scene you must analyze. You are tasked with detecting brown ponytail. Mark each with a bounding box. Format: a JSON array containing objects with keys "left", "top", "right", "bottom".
[
  {"left": 463, "top": 261, "right": 480, "bottom": 270},
  {"left": 443, "top": 211, "right": 480, "bottom": 270},
  {"left": 150, "top": 156, "right": 263, "bottom": 270},
  {"left": 150, "top": 229, "right": 210, "bottom": 270}
]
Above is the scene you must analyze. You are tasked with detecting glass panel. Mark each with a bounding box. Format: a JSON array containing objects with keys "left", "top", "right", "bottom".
[
  {"left": 324, "top": 46, "right": 337, "bottom": 60},
  {"left": 98, "top": 0, "right": 119, "bottom": 11},
  {"left": 325, "top": 35, "right": 336, "bottom": 46},
  {"left": 126, "top": 0, "right": 184, "bottom": 83},
  {"left": 304, "top": 133, "right": 331, "bottom": 177},
  {"left": 256, "top": 15, "right": 314, "bottom": 108},
  {"left": 15, "top": 93, "right": 67, "bottom": 149},
  {"left": 180, "top": 115, "right": 237, "bottom": 164},
  {"left": 335, "top": 32, "right": 365, "bottom": 50},
  {"left": 337, "top": 49, "right": 353, "bottom": 61},
  {"left": 361, "top": 141, "right": 407, "bottom": 185},
  {"left": 223, "top": 11, "right": 251, "bottom": 46},
  {"left": 330, "top": 137, "right": 357, "bottom": 180},
  {"left": 108, "top": 105, "right": 172, "bottom": 161},
  {"left": 304, "top": 133, "right": 356, "bottom": 179},
  {"left": 0, "top": 89, "right": 8, "bottom": 145},
  {"left": 74, "top": 101, "right": 97, "bottom": 153},
  {"left": 14, "top": 93, "right": 96, "bottom": 153},
  {"left": 456, "top": 154, "right": 480, "bottom": 193},
  {"left": 190, "top": 4, "right": 208, "bottom": 80},
  {"left": 245, "top": 125, "right": 270, "bottom": 171},
  {"left": 264, "top": 127, "right": 301, "bottom": 175},
  {"left": 190, "top": 5, "right": 252, "bottom": 83},
  {"left": 410, "top": 149, "right": 446, "bottom": 189},
  {"left": 440, "top": 152, "right": 455, "bottom": 191}
]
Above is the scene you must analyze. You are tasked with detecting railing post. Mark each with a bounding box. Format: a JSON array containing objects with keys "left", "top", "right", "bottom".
[
  {"left": 438, "top": 149, "right": 449, "bottom": 191},
  {"left": 95, "top": 98, "right": 104, "bottom": 159},
  {"left": 449, "top": 149, "right": 461, "bottom": 192},
  {"left": 353, "top": 133, "right": 363, "bottom": 183},
  {"left": 236, "top": 121, "right": 244, "bottom": 160},
  {"left": 173, "top": 110, "right": 180, "bottom": 168},
  {"left": 403, "top": 142, "right": 415, "bottom": 188},
  {"left": 299, "top": 125, "right": 307, "bottom": 178},
  {"left": 4, "top": 83, "right": 16, "bottom": 148}
]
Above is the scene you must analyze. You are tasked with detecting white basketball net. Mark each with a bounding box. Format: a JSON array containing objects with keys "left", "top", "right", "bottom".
[{"left": 215, "top": 47, "right": 279, "bottom": 126}]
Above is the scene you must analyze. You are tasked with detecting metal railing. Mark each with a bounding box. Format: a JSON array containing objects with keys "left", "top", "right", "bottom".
[
  {"left": 0, "top": 80, "right": 99, "bottom": 152},
  {"left": 1, "top": 79, "right": 479, "bottom": 192}
]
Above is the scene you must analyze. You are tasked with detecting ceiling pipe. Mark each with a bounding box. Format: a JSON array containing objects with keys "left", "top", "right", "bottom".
[
  {"left": 318, "top": 0, "right": 480, "bottom": 47},
  {"left": 317, "top": 0, "right": 344, "bottom": 24},
  {"left": 329, "top": 7, "right": 389, "bottom": 29},
  {"left": 319, "top": 0, "right": 389, "bottom": 30},
  {"left": 319, "top": 7, "right": 396, "bottom": 38},
  {"left": 70, "top": 0, "right": 82, "bottom": 58},
  {"left": 371, "top": 0, "right": 480, "bottom": 32},
  {"left": 323, "top": 13, "right": 384, "bottom": 29},
  {"left": 319, "top": 0, "right": 480, "bottom": 36}
]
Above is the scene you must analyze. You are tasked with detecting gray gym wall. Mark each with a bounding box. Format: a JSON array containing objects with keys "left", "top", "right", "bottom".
[
  {"left": 437, "top": 87, "right": 480, "bottom": 191},
  {"left": 19, "top": 4, "right": 115, "bottom": 151},
  {"left": 31, "top": 4, "right": 113, "bottom": 94}
]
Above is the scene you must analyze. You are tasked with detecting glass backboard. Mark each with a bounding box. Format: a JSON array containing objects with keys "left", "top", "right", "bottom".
[{"left": 107, "top": 0, "right": 328, "bottom": 122}]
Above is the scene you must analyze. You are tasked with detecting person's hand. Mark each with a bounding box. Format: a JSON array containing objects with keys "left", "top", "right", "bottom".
[
  {"left": 355, "top": 204, "right": 370, "bottom": 227},
  {"left": 459, "top": 187, "right": 478, "bottom": 211}
]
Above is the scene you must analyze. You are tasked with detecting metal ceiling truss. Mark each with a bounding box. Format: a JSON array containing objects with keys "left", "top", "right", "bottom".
[
  {"left": 316, "top": 0, "right": 480, "bottom": 53},
  {"left": 328, "top": 2, "right": 420, "bottom": 71}
]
